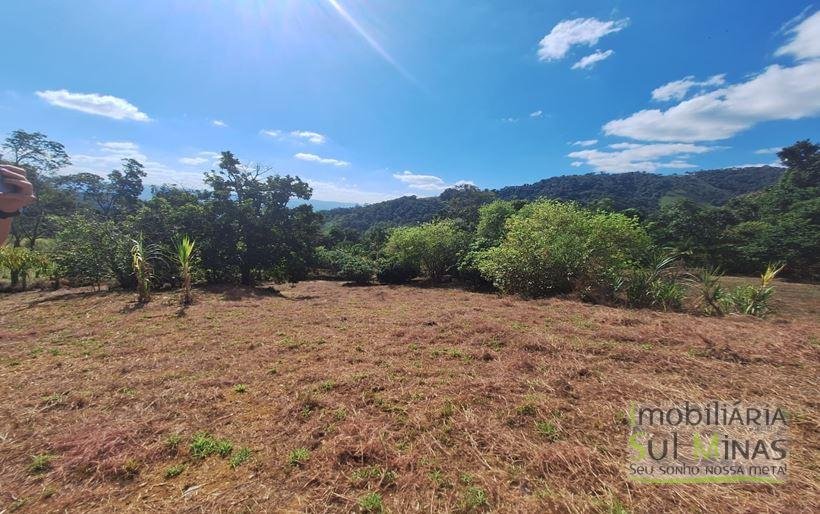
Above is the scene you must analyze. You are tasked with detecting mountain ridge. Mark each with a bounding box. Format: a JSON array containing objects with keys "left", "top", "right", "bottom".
[{"left": 322, "top": 166, "right": 786, "bottom": 231}]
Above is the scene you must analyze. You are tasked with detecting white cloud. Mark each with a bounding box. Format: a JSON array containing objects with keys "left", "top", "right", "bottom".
[
  {"left": 651, "top": 74, "right": 726, "bottom": 102},
  {"left": 572, "top": 49, "right": 614, "bottom": 70},
  {"left": 179, "top": 157, "right": 208, "bottom": 166},
  {"left": 604, "top": 61, "right": 820, "bottom": 142},
  {"left": 290, "top": 130, "right": 326, "bottom": 144},
  {"left": 727, "top": 162, "right": 785, "bottom": 169},
  {"left": 502, "top": 117, "right": 518, "bottom": 123},
  {"left": 260, "top": 129, "right": 282, "bottom": 138},
  {"left": 774, "top": 9, "right": 820, "bottom": 61},
  {"left": 571, "top": 139, "right": 598, "bottom": 147},
  {"left": 604, "top": 15, "right": 820, "bottom": 142},
  {"left": 754, "top": 147, "right": 783, "bottom": 155},
  {"left": 35, "top": 89, "right": 151, "bottom": 121},
  {"left": 294, "top": 152, "right": 350, "bottom": 167},
  {"left": 66, "top": 141, "right": 204, "bottom": 188},
  {"left": 261, "top": 129, "right": 327, "bottom": 144},
  {"left": 306, "top": 179, "right": 396, "bottom": 204},
  {"left": 179, "top": 151, "right": 221, "bottom": 166},
  {"left": 211, "top": 119, "right": 227, "bottom": 127},
  {"left": 530, "top": 110, "right": 543, "bottom": 118},
  {"left": 392, "top": 171, "right": 474, "bottom": 192},
  {"left": 568, "top": 142, "right": 715, "bottom": 173},
  {"left": 537, "top": 17, "right": 628, "bottom": 61}
]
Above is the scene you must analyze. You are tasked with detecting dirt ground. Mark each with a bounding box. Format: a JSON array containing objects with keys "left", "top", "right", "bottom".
[{"left": 0, "top": 279, "right": 818, "bottom": 513}]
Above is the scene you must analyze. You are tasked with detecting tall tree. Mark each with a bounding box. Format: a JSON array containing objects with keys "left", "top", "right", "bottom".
[
  {"left": 1, "top": 130, "right": 73, "bottom": 248},
  {"left": 204, "top": 151, "right": 320, "bottom": 285},
  {"left": 2, "top": 130, "right": 70, "bottom": 171}
]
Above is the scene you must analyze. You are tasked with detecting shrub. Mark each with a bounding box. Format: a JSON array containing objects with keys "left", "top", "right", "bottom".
[
  {"left": 376, "top": 255, "right": 419, "bottom": 284},
  {"left": 315, "top": 246, "right": 374, "bottom": 284},
  {"left": 477, "top": 201, "right": 651, "bottom": 297},
  {"left": 337, "top": 254, "right": 375, "bottom": 284},
  {"left": 383, "top": 220, "right": 470, "bottom": 281},
  {"left": 475, "top": 200, "right": 518, "bottom": 244}
]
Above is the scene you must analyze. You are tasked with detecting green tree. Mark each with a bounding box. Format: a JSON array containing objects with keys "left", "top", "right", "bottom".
[
  {"left": 203, "top": 152, "right": 320, "bottom": 285},
  {"left": 1, "top": 130, "right": 73, "bottom": 248}
]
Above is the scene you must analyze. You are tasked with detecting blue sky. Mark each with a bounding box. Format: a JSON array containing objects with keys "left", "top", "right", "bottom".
[{"left": 1, "top": 1, "right": 818, "bottom": 204}]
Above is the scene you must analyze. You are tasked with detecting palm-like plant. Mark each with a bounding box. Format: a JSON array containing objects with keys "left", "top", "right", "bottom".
[
  {"left": 174, "top": 235, "right": 196, "bottom": 305},
  {"left": 130, "top": 236, "right": 162, "bottom": 303},
  {"left": 685, "top": 266, "right": 726, "bottom": 316}
]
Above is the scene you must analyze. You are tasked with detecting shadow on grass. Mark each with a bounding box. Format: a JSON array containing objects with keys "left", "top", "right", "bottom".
[
  {"left": 25, "top": 288, "right": 113, "bottom": 309},
  {"left": 206, "top": 284, "right": 318, "bottom": 302}
]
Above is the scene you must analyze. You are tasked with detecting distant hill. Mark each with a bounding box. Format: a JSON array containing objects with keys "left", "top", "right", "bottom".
[
  {"left": 289, "top": 199, "right": 357, "bottom": 211},
  {"left": 321, "top": 166, "right": 785, "bottom": 232}
]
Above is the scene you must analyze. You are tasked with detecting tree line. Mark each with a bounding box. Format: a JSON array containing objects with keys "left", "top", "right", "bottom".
[{"left": 0, "top": 130, "right": 817, "bottom": 306}]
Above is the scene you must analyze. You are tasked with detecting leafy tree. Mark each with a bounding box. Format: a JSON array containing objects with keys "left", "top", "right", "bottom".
[
  {"left": 440, "top": 184, "right": 496, "bottom": 228},
  {"left": 58, "top": 159, "right": 146, "bottom": 220},
  {"left": 1, "top": 130, "right": 73, "bottom": 248},
  {"left": 203, "top": 152, "right": 320, "bottom": 285},
  {"left": 777, "top": 140, "right": 818, "bottom": 188},
  {"left": 2, "top": 130, "right": 70, "bottom": 171}
]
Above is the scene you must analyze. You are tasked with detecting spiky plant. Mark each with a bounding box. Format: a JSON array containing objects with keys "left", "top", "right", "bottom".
[
  {"left": 174, "top": 235, "right": 196, "bottom": 305},
  {"left": 130, "top": 236, "right": 162, "bottom": 303},
  {"left": 728, "top": 263, "right": 785, "bottom": 316},
  {"left": 624, "top": 253, "right": 682, "bottom": 309},
  {"left": 685, "top": 266, "right": 726, "bottom": 316}
]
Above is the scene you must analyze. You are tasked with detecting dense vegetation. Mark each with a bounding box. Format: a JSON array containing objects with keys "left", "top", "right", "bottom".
[
  {"left": 1, "top": 129, "right": 817, "bottom": 315},
  {"left": 321, "top": 166, "right": 784, "bottom": 232}
]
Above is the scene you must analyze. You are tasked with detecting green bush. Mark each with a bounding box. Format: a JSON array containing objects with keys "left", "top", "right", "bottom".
[
  {"left": 376, "top": 255, "right": 419, "bottom": 284},
  {"left": 456, "top": 240, "right": 496, "bottom": 290},
  {"left": 477, "top": 201, "right": 651, "bottom": 297},
  {"left": 383, "top": 220, "right": 470, "bottom": 281},
  {"left": 315, "top": 246, "right": 374, "bottom": 284},
  {"left": 337, "top": 254, "right": 375, "bottom": 284}
]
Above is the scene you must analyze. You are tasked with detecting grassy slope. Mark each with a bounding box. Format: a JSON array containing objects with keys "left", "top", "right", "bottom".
[{"left": 0, "top": 280, "right": 817, "bottom": 512}]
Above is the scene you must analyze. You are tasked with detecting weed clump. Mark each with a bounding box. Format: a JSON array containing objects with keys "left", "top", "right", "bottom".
[
  {"left": 229, "top": 447, "right": 252, "bottom": 469},
  {"left": 288, "top": 447, "right": 310, "bottom": 467},
  {"left": 358, "top": 492, "right": 384, "bottom": 512},
  {"left": 28, "top": 454, "right": 54, "bottom": 474},
  {"left": 190, "top": 432, "right": 233, "bottom": 459}
]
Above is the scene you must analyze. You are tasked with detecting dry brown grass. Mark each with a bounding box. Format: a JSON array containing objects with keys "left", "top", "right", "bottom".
[{"left": 0, "top": 279, "right": 818, "bottom": 513}]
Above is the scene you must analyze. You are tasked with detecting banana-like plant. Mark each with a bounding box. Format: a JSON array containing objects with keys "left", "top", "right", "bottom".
[
  {"left": 174, "top": 235, "right": 196, "bottom": 305},
  {"left": 130, "top": 236, "right": 162, "bottom": 303},
  {"left": 0, "top": 246, "right": 46, "bottom": 290}
]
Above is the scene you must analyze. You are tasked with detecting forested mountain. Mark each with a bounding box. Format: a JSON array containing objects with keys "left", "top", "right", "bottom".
[{"left": 322, "top": 166, "right": 785, "bottom": 231}]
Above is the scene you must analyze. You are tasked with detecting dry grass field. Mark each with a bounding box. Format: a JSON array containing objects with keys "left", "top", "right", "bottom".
[{"left": 0, "top": 279, "right": 818, "bottom": 513}]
